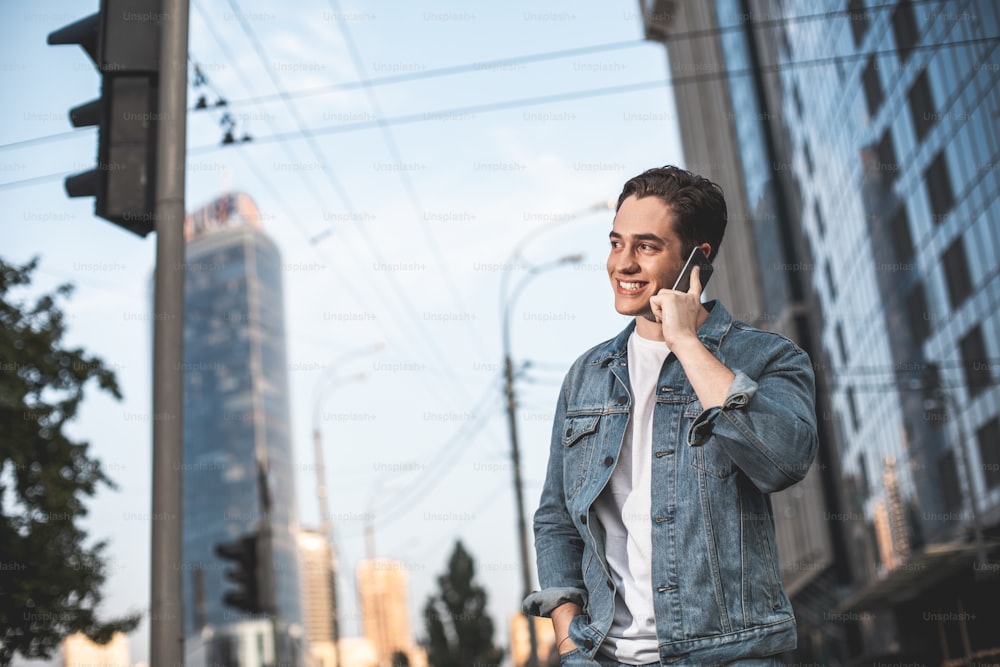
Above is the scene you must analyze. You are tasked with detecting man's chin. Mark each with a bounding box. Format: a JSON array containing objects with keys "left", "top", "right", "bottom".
[{"left": 614, "top": 302, "right": 654, "bottom": 320}]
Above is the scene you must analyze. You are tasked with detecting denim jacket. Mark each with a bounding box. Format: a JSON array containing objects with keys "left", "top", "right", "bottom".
[{"left": 523, "top": 301, "right": 818, "bottom": 665}]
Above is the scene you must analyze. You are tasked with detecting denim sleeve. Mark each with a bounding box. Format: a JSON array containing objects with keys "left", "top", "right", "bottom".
[
  {"left": 522, "top": 375, "right": 587, "bottom": 618},
  {"left": 687, "top": 341, "right": 818, "bottom": 493}
]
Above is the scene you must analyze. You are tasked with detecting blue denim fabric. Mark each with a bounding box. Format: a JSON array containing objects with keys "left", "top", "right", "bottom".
[
  {"left": 525, "top": 301, "right": 817, "bottom": 666},
  {"left": 560, "top": 647, "right": 783, "bottom": 666}
]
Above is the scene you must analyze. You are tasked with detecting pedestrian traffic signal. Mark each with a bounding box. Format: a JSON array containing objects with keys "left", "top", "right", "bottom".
[
  {"left": 214, "top": 533, "right": 262, "bottom": 614},
  {"left": 47, "top": 0, "right": 162, "bottom": 236}
]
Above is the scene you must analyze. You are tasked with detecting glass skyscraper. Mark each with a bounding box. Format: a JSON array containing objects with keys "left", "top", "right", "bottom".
[
  {"left": 180, "top": 192, "right": 304, "bottom": 666},
  {"left": 643, "top": 0, "right": 999, "bottom": 662}
]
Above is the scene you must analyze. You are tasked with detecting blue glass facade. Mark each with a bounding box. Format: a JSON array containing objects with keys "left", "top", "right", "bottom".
[
  {"left": 646, "top": 0, "right": 1000, "bottom": 660},
  {"left": 180, "top": 194, "right": 303, "bottom": 665}
]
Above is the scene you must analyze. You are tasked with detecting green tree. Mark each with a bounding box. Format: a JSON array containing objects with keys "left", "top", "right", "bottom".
[
  {"left": 0, "top": 256, "right": 140, "bottom": 665},
  {"left": 422, "top": 540, "right": 504, "bottom": 667}
]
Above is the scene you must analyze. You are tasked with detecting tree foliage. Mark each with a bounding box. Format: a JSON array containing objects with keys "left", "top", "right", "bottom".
[
  {"left": 422, "top": 540, "right": 504, "bottom": 667},
  {"left": 0, "top": 256, "right": 140, "bottom": 665}
]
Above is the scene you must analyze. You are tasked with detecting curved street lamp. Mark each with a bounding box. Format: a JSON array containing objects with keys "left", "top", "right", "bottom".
[
  {"left": 500, "top": 253, "right": 583, "bottom": 666},
  {"left": 310, "top": 342, "right": 385, "bottom": 667}
]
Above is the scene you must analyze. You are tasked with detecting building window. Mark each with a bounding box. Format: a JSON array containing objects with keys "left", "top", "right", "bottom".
[
  {"left": 942, "top": 236, "right": 974, "bottom": 309},
  {"left": 836, "top": 322, "right": 848, "bottom": 363},
  {"left": 892, "top": 0, "right": 919, "bottom": 63},
  {"left": 938, "top": 450, "right": 962, "bottom": 512},
  {"left": 925, "top": 151, "right": 955, "bottom": 223},
  {"left": 793, "top": 84, "right": 804, "bottom": 118},
  {"left": 905, "top": 282, "right": 931, "bottom": 343},
  {"left": 876, "top": 128, "right": 897, "bottom": 178},
  {"left": 978, "top": 417, "right": 1000, "bottom": 489},
  {"left": 780, "top": 28, "right": 792, "bottom": 60},
  {"left": 846, "top": 385, "right": 860, "bottom": 432},
  {"left": 908, "top": 70, "right": 936, "bottom": 142},
  {"left": 847, "top": 0, "right": 870, "bottom": 47},
  {"left": 857, "top": 451, "right": 870, "bottom": 499},
  {"left": 960, "top": 325, "right": 991, "bottom": 396},
  {"left": 862, "top": 57, "right": 883, "bottom": 118},
  {"left": 803, "top": 141, "right": 814, "bottom": 175},
  {"left": 890, "top": 204, "right": 914, "bottom": 264},
  {"left": 814, "top": 199, "right": 826, "bottom": 237},
  {"left": 825, "top": 260, "right": 837, "bottom": 300}
]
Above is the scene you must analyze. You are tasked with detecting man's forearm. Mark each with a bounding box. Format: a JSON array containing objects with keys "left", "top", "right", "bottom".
[
  {"left": 551, "top": 601, "right": 582, "bottom": 654},
  {"left": 671, "top": 334, "right": 735, "bottom": 408}
]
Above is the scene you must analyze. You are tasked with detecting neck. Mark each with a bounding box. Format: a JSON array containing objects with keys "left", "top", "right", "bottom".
[
  {"left": 634, "top": 314, "right": 664, "bottom": 341},
  {"left": 632, "top": 305, "right": 710, "bottom": 342}
]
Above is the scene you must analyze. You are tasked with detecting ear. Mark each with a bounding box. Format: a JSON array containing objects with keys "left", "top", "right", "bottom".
[{"left": 698, "top": 242, "right": 712, "bottom": 260}]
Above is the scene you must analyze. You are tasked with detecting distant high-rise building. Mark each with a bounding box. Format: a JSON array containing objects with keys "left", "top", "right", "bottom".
[
  {"left": 299, "top": 528, "right": 337, "bottom": 667},
  {"left": 356, "top": 559, "right": 426, "bottom": 667},
  {"left": 62, "top": 631, "right": 129, "bottom": 667},
  {"left": 180, "top": 192, "right": 304, "bottom": 665},
  {"left": 642, "top": 0, "right": 1000, "bottom": 662}
]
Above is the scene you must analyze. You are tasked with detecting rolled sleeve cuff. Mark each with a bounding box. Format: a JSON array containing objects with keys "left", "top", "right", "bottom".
[
  {"left": 522, "top": 587, "right": 586, "bottom": 617},
  {"left": 687, "top": 371, "right": 758, "bottom": 446}
]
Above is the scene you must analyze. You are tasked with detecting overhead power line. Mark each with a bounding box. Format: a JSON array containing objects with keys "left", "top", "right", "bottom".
[
  {"left": 371, "top": 374, "right": 505, "bottom": 528},
  {"left": 2, "top": 0, "right": 953, "bottom": 154},
  {"left": 220, "top": 0, "right": 497, "bottom": 431},
  {"left": 214, "top": 0, "right": 945, "bottom": 110},
  {"left": 0, "top": 0, "right": 984, "bottom": 155},
  {"left": 5, "top": 32, "right": 994, "bottom": 189},
  {"left": 322, "top": 0, "right": 484, "bottom": 361},
  {"left": 185, "top": 34, "right": 998, "bottom": 153}
]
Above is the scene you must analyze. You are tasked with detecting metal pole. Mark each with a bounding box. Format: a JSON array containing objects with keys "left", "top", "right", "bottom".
[
  {"left": 500, "top": 256, "right": 581, "bottom": 667},
  {"left": 312, "top": 426, "right": 342, "bottom": 667},
  {"left": 150, "top": 0, "right": 188, "bottom": 665},
  {"left": 503, "top": 353, "right": 539, "bottom": 667},
  {"left": 312, "top": 368, "right": 370, "bottom": 667}
]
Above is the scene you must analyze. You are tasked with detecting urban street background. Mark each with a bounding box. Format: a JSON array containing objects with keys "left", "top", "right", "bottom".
[
  {"left": 2, "top": 1, "right": 686, "bottom": 663},
  {"left": 4, "top": 0, "right": 1000, "bottom": 665}
]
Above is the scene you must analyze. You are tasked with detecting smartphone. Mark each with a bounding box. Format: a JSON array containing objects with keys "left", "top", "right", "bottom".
[{"left": 672, "top": 247, "right": 714, "bottom": 292}]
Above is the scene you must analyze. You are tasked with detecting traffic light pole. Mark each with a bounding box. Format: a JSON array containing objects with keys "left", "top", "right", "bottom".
[{"left": 149, "top": 0, "right": 188, "bottom": 665}]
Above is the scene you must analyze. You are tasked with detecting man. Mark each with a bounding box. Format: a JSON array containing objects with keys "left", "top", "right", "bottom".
[{"left": 523, "top": 166, "right": 818, "bottom": 666}]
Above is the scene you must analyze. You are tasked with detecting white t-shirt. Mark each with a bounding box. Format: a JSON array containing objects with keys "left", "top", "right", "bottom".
[{"left": 593, "top": 329, "right": 669, "bottom": 664}]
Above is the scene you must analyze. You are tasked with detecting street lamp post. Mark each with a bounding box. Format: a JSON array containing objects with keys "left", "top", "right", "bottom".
[
  {"left": 501, "top": 254, "right": 583, "bottom": 667},
  {"left": 311, "top": 343, "right": 384, "bottom": 667}
]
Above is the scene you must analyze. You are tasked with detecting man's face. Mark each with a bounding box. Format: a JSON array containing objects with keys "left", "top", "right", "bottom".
[{"left": 606, "top": 194, "right": 687, "bottom": 319}]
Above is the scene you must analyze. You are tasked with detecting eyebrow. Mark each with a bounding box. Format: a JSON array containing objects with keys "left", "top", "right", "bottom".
[{"left": 608, "top": 231, "right": 668, "bottom": 245}]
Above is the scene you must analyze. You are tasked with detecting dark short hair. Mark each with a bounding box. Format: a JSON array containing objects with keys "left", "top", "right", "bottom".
[{"left": 616, "top": 165, "right": 727, "bottom": 261}]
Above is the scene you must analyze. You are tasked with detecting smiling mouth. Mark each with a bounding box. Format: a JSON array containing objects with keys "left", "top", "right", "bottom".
[{"left": 617, "top": 280, "right": 647, "bottom": 294}]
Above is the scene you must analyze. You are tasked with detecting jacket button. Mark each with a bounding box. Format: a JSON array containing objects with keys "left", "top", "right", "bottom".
[
  {"left": 579, "top": 514, "right": 587, "bottom": 524},
  {"left": 583, "top": 639, "right": 594, "bottom": 649},
  {"left": 565, "top": 427, "right": 573, "bottom": 437},
  {"left": 617, "top": 396, "right": 628, "bottom": 405},
  {"left": 603, "top": 456, "right": 613, "bottom": 467}
]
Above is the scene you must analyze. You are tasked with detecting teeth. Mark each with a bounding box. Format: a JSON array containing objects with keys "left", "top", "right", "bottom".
[{"left": 620, "top": 281, "right": 643, "bottom": 291}]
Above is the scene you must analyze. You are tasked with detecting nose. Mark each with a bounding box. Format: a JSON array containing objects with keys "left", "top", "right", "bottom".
[{"left": 614, "top": 246, "right": 639, "bottom": 274}]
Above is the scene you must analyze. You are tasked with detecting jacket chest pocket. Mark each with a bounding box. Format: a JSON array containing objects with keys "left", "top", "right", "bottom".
[
  {"left": 683, "top": 400, "right": 736, "bottom": 479},
  {"left": 562, "top": 414, "right": 602, "bottom": 497},
  {"left": 562, "top": 413, "right": 601, "bottom": 447}
]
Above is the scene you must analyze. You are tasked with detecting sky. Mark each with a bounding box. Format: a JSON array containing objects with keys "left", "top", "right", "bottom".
[{"left": 1, "top": 1, "right": 689, "bottom": 664}]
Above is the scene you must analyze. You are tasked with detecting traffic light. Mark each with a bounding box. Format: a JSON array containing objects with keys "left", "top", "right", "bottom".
[
  {"left": 48, "top": 0, "right": 162, "bottom": 236},
  {"left": 214, "top": 533, "right": 262, "bottom": 614}
]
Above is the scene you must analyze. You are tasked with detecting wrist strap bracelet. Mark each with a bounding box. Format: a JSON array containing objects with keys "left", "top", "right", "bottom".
[{"left": 558, "top": 635, "right": 575, "bottom": 652}]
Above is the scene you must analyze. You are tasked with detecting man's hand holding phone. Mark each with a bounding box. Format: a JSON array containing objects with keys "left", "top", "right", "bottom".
[{"left": 649, "top": 247, "right": 713, "bottom": 348}]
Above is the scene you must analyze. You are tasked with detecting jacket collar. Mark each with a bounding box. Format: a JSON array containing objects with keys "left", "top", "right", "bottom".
[{"left": 592, "top": 300, "right": 732, "bottom": 367}]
